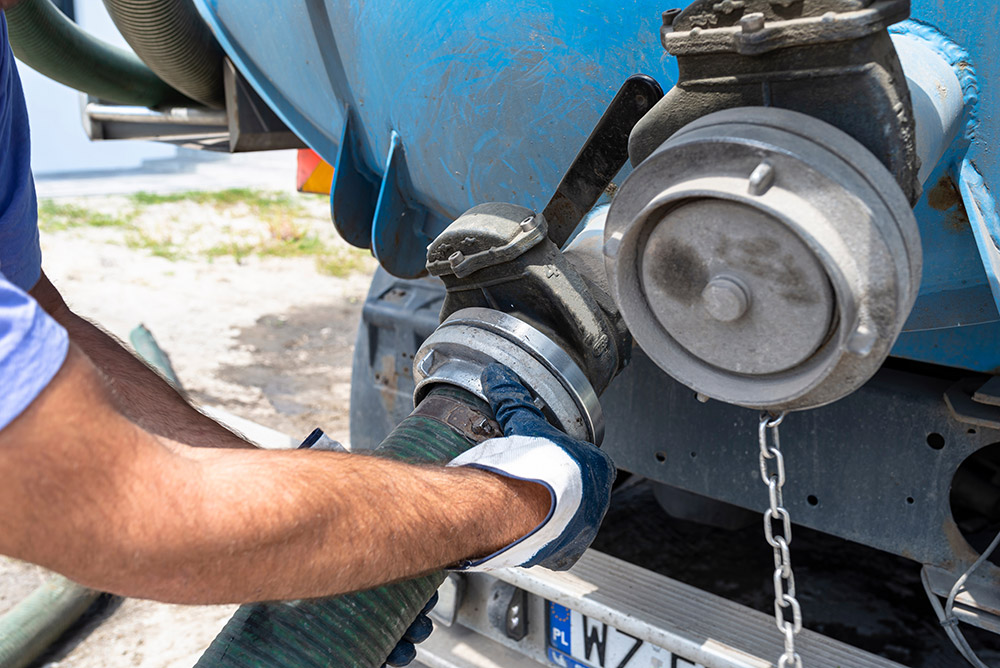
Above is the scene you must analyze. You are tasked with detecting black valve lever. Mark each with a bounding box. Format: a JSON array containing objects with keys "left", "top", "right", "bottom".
[{"left": 541, "top": 74, "right": 663, "bottom": 248}]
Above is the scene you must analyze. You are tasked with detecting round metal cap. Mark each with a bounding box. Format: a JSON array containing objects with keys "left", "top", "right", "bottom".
[
  {"left": 640, "top": 199, "right": 834, "bottom": 375},
  {"left": 604, "top": 107, "right": 921, "bottom": 411}
]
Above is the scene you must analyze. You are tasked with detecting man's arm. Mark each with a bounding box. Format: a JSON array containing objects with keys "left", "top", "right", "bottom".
[
  {"left": 0, "top": 343, "right": 550, "bottom": 604},
  {"left": 29, "top": 272, "right": 251, "bottom": 449}
]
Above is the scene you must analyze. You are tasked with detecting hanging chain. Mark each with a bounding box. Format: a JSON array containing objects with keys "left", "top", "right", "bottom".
[{"left": 758, "top": 412, "right": 803, "bottom": 668}]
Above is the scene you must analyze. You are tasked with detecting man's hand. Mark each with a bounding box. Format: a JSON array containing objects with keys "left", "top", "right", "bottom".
[{"left": 448, "top": 363, "right": 616, "bottom": 571}]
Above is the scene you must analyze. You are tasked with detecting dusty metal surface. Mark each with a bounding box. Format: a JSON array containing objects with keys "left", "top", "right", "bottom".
[
  {"left": 426, "top": 203, "right": 629, "bottom": 397},
  {"left": 413, "top": 308, "right": 604, "bottom": 444},
  {"left": 605, "top": 107, "right": 921, "bottom": 411},
  {"left": 632, "top": 0, "right": 919, "bottom": 203}
]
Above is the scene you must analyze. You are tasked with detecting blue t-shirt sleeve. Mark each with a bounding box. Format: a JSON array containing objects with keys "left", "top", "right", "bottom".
[
  {"left": 0, "top": 12, "right": 42, "bottom": 293},
  {"left": 0, "top": 271, "right": 69, "bottom": 431},
  {"left": 0, "top": 14, "right": 63, "bottom": 431}
]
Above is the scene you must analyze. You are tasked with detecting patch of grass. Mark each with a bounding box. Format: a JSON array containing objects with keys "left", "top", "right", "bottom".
[
  {"left": 259, "top": 234, "right": 328, "bottom": 258},
  {"left": 38, "top": 200, "right": 133, "bottom": 232},
  {"left": 204, "top": 241, "right": 257, "bottom": 262},
  {"left": 125, "top": 231, "right": 185, "bottom": 261},
  {"left": 315, "top": 247, "right": 373, "bottom": 277},
  {"left": 129, "top": 189, "right": 303, "bottom": 219}
]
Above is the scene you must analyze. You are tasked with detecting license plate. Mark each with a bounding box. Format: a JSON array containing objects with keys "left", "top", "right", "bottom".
[{"left": 547, "top": 601, "right": 704, "bottom": 668}]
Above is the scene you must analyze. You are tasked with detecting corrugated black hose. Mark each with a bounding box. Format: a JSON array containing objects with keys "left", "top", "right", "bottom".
[
  {"left": 100, "top": 0, "right": 226, "bottom": 109},
  {"left": 195, "top": 386, "right": 498, "bottom": 668}
]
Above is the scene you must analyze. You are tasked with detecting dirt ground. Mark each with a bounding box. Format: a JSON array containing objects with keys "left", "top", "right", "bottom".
[{"left": 0, "top": 190, "right": 378, "bottom": 667}]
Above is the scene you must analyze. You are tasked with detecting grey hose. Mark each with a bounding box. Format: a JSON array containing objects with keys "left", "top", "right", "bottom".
[
  {"left": 0, "top": 575, "right": 101, "bottom": 668},
  {"left": 5, "top": 0, "right": 193, "bottom": 108},
  {"left": 101, "top": 0, "right": 225, "bottom": 109}
]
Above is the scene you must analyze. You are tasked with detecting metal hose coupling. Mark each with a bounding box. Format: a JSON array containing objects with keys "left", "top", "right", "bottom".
[
  {"left": 413, "top": 307, "right": 604, "bottom": 445},
  {"left": 415, "top": 201, "right": 634, "bottom": 445}
]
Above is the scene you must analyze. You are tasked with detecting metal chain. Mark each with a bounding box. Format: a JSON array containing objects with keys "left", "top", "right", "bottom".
[{"left": 758, "top": 412, "right": 803, "bottom": 668}]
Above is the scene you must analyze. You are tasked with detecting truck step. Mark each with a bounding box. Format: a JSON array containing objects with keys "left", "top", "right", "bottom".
[{"left": 418, "top": 549, "right": 909, "bottom": 668}]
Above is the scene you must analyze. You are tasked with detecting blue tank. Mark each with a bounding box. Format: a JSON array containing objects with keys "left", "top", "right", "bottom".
[{"left": 193, "top": 0, "right": 1000, "bottom": 372}]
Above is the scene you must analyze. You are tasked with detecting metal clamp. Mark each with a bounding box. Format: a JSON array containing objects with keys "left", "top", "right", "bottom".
[{"left": 413, "top": 308, "right": 604, "bottom": 444}]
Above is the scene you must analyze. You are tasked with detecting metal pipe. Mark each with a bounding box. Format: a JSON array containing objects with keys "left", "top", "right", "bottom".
[
  {"left": 85, "top": 103, "right": 227, "bottom": 127},
  {"left": 890, "top": 25, "right": 969, "bottom": 185}
]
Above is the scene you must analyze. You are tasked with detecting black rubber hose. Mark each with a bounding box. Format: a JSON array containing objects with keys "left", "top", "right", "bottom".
[
  {"left": 101, "top": 0, "right": 225, "bottom": 109},
  {"left": 196, "top": 386, "right": 494, "bottom": 668},
  {"left": 5, "top": 0, "right": 193, "bottom": 108}
]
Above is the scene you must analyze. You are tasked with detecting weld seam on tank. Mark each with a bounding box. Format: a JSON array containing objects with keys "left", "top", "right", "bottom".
[
  {"left": 5, "top": 0, "right": 193, "bottom": 108},
  {"left": 890, "top": 20, "right": 979, "bottom": 184},
  {"left": 101, "top": 0, "right": 226, "bottom": 109}
]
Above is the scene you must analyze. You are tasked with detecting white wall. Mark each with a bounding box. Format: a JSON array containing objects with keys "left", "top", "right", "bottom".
[{"left": 15, "top": 0, "right": 178, "bottom": 176}]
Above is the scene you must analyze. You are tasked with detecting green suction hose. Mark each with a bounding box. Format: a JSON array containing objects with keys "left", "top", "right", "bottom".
[
  {"left": 196, "top": 386, "right": 494, "bottom": 668},
  {"left": 0, "top": 576, "right": 101, "bottom": 668},
  {"left": 5, "top": 0, "right": 192, "bottom": 108}
]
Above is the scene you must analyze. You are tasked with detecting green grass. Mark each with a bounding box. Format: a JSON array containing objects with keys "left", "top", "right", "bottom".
[
  {"left": 38, "top": 200, "right": 133, "bottom": 232},
  {"left": 125, "top": 231, "right": 185, "bottom": 261},
  {"left": 129, "top": 188, "right": 303, "bottom": 218},
  {"left": 38, "top": 191, "right": 372, "bottom": 275},
  {"left": 315, "top": 247, "right": 373, "bottom": 277}
]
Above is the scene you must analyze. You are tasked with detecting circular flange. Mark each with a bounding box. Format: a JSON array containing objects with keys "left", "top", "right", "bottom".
[
  {"left": 413, "top": 308, "right": 604, "bottom": 444},
  {"left": 639, "top": 198, "right": 835, "bottom": 375},
  {"left": 605, "top": 107, "right": 921, "bottom": 411}
]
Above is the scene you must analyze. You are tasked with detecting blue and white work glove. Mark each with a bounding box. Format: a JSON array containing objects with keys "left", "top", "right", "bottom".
[
  {"left": 298, "top": 430, "right": 436, "bottom": 668},
  {"left": 448, "top": 363, "right": 617, "bottom": 571}
]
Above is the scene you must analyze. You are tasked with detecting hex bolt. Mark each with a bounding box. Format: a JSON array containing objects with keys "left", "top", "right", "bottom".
[
  {"left": 748, "top": 161, "right": 776, "bottom": 196},
  {"left": 471, "top": 417, "right": 495, "bottom": 437},
  {"left": 740, "top": 12, "right": 766, "bottom": 33},
  {"left": 519, "top": 215, "right": 540, "bottom": 233},
  {"left": 702, "top": 276, "right": 750, "bottom": 322},
  {"left": 661, "top": 8, "right": 683, "bottom": 29},
  {"left": 448, "top": 250, "right": 465, "bottom": 269}
]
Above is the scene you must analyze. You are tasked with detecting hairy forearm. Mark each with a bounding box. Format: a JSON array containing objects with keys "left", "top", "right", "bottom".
[
  {"left": 30, "top": 273, "right": 251, "bottom": 449},
  {"left": 0, "top": 345, "right": 549, "bottom": 604},
  {"left": 102, "top": 447, "right": 547, "bottom": 603}
]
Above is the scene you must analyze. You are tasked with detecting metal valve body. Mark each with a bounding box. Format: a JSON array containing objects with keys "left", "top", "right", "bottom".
[{"left": 605, "top": 107, "right": 921, "bottom": 411}]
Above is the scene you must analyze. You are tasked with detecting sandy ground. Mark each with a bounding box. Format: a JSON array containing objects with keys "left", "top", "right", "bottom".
[{"left": 0, "top": 190, "right": 378, "bottom": 667}]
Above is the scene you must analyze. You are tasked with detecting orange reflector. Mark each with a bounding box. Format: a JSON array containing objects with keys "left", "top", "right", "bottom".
[{"left": 297, "top": 149, "right": 335, "bottom": 194}]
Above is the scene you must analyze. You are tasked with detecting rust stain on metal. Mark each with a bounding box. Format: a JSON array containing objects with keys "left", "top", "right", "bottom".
[{"left": 927, "top": 175, "right": 971, "bottom": 234}]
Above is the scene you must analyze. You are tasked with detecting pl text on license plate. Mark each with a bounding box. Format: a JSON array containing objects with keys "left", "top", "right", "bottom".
[{"left": 547, "top": 601, "right": 705, "bottom": 668}]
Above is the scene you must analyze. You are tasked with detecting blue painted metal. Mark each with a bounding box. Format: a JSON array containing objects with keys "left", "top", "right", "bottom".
[
  {"left": 192, "top": 0, "right": 669, "bottom": 237},
  {"left": 194, "top": 0, "right": 1000, "bottom": 371},
  {"left": 331, "top": 109, "right": 379, "bottom": 249},
  {"left": 371, "top": 131, "right": 440, "bottom": 278}
]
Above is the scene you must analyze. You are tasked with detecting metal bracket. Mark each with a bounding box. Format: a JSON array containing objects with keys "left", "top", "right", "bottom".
[
  {"left": 923, "top": 565, "right": 1000, "bottom": 635},
  {"left": 331, "top": 109, "right": 380, "bottom": 249},
  {"left": 541, "top": 74, "right": 663, "bottom": 248},
  {"left": 223, "top": 59, "right": 307, "bottom": 153},
  {"left": 371, "top": 131, "right": 436, "bottom": 279},
  {"left": 945, "top": 377, "right": 1000, "bottom": 430}
]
